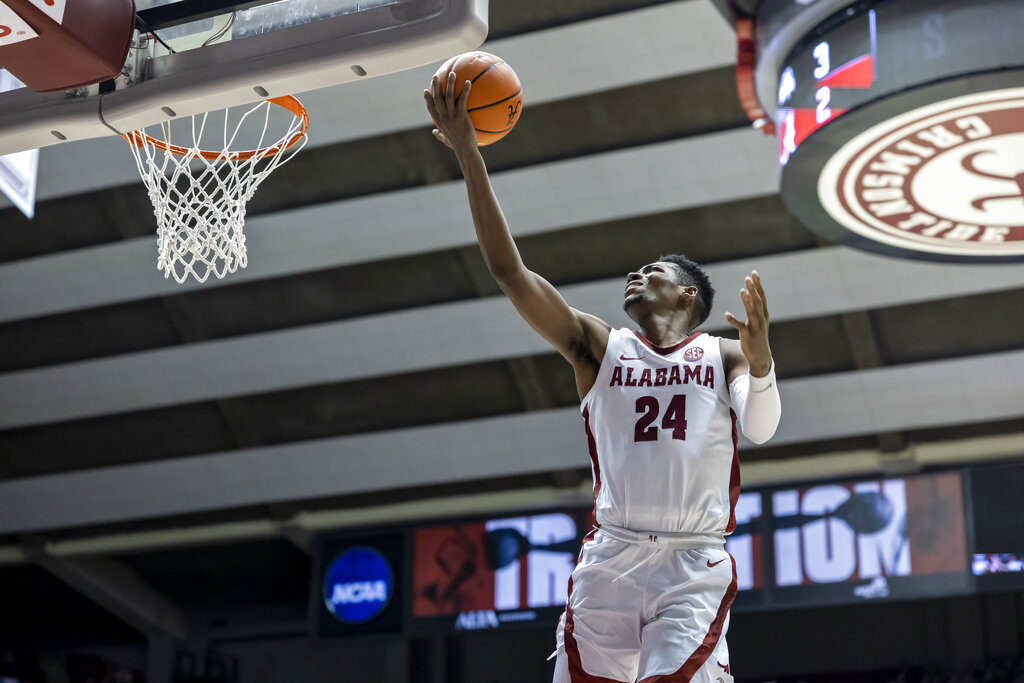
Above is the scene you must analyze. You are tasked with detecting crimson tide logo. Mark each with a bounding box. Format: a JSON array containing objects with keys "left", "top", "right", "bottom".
[
  {"left": 683, "top": 347, "right": 704, "bottom": 362},
  {"left": 818, "top": 88, "right": 1024, "bottom": 258}
]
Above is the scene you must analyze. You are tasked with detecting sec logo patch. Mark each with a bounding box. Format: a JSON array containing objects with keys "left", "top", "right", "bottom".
[{"left": 683, "top": 347, "right": 704, "bottom": 362}]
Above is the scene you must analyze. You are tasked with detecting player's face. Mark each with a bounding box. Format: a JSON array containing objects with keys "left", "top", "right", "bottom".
[{"left": 623, "top": 262, "right": 687, "bottom": 317}]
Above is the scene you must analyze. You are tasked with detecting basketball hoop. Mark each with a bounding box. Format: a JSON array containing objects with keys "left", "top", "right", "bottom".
[{"left": 123, "top": 96, "right": 309, "bottom": 283}]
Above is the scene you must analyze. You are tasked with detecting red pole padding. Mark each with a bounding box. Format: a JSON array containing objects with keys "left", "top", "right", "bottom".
[{"left": 0, "top": 0, "right": 136, "bottom": 92}]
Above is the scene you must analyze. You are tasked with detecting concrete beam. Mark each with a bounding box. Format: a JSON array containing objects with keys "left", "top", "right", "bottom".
[
  {"left": 4, "top": 247, "right": 1024, "bottom": 429},
  {"left": 27, "top": 550, "right": 187, "bottom": 640},
  {"left": 2, "top": 429, "right": 1023, "bottom": 560},
  {"left": 0, "top": 349, "right": 1022, "bottom": 534},
  {"left": 0, "top": 127, "right": 778, "bottom": 323}
]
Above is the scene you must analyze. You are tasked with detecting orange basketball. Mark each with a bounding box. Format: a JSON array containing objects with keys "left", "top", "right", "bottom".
[{"left": 433, "top": 51, "right": 523, "bottom": 146}]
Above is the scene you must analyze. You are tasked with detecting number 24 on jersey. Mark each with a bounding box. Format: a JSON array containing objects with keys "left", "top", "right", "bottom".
[{"left": 634, "top": 394, "right": 687, "bottom": 442}]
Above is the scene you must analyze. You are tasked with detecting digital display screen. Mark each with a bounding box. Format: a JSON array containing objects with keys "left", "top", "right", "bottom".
[
  {"left": 726, "top": 471, "right": 970, "bottom": 609},
  {"left": 969, "top": 463, "right": 1024, "bottom": 553},
  {"left": 775, "top": 0, "right": 1024, "bottom": 168},
  {"left": 724, "top": 491, "right": 768, "bottom": 610},
  {"left": 403, "top": 471, "right": 972, "bottom": 635},
  {"left": 777, "top": 8, "right": 878, "bottom": 166},
  {"left": 973, "top": 554, "right": 1024, "bottom": 576},
  {"left": 968, "top": 463, "right": 1024, "bottom": 592},
  {"left": 408, "top": 510, "right": 589, "bottom": 633},
  {"left": 767, "top": 472, "right": 970, "bottom": 606},
  {"left": 313, "top": 468, "right": 1000, "bottom": 636}
]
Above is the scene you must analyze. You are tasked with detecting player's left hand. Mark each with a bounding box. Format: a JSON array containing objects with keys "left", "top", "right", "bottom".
[
  {"left": 724, "top": 271, "right": 773, "bottom": 377},
  {"left": 424, "top": 71, "right": 477, "bottom": 158}
]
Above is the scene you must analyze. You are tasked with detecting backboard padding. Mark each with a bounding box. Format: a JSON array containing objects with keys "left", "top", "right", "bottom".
[{"left": 0, "top": 0, "right": 487, "bottom": 156}]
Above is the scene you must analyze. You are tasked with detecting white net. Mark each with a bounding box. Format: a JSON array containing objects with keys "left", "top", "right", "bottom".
[{"left": 124, "top": 97, "right": 308, "bottom": 283}]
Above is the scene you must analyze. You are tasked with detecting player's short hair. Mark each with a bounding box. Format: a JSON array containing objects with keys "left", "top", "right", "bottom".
[{"left": 658, "top": 254, "right": 715, "bottom": 329}]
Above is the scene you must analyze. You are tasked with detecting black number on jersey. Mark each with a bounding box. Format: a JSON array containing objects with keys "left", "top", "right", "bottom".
[{"left": 633, "top": 394, "right": 687, "bottom": 442}]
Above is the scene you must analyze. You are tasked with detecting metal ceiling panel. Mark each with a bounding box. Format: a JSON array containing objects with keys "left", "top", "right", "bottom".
[
  {"left": 1, "top": 349, "right": 1021, "bottom": 534},
  {"left": 0, "top": 129, "right": 778, "bottom": 322},
  {"left": 3, "top": 247, "right": 1024, "bottom": 429},
  {"left": 0, "top": 1, "right": 734, "bottom": 208}
]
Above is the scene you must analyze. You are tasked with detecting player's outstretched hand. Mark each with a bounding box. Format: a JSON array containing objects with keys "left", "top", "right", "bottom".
[
  {"left": 424, "top": 71, "right": 477, "bottom": 157},
  {"left": 724, "top": 270, "right": 773, "bottom": 377}
]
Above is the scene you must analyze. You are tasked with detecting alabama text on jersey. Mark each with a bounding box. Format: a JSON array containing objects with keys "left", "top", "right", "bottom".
[{"left": 580, "top": 328, "right": 739, "bottom": 534}]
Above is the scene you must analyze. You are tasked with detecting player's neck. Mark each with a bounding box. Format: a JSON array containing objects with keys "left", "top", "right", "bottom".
[{"left": 635, "top": 310, "right": 692, "bottom": 348}]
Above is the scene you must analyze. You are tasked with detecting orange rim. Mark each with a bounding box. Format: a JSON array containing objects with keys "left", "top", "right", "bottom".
[{"left": 121, "top": 95, "right": 310, "bottom": 161}]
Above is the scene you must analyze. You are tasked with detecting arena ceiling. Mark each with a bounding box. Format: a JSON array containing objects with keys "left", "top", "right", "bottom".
[{"left": 1, "top": 0, "right": 1022, "bottom": 647}]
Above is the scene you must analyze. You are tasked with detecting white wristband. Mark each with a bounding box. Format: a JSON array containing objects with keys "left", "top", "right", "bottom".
[
  {"left": 729, "top": 361, "right": 781, "bottom": 445},
  {"left": 748, "top": 361, "right": 776, "bottom": 393}
]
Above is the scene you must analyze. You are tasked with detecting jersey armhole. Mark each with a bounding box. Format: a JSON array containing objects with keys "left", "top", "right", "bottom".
[
  {"left": 579, "top": 328, "right": 622, "bottom": 410},
  {"left": 714, "top": 336, "right": 735, "bottom": 405}
]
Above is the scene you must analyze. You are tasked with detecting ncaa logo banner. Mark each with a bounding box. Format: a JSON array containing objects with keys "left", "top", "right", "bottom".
[{"left": 323, "top": 546, "right": 394, "bottom": 625}]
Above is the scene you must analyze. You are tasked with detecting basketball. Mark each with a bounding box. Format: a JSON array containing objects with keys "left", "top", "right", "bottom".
[{"left": 433, "top": 51, "right": 524, "bottom": 146}]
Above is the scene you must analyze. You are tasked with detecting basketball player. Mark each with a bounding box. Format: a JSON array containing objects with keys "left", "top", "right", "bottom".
[{"left": 426, "top": 73, "right": 781, "bottom": 683}]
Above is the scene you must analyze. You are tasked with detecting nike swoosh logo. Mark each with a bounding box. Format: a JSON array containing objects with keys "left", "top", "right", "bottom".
[
  {"left": 619, "top": 354, "right": 644, "bottom": 361},
  {"left": 707, "top": 558, "right": 726, "bottom": 568}
]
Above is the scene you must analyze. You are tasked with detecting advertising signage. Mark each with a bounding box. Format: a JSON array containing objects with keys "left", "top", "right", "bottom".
[
  {"left": 313, "top": 532, "right": 405, "bottom": 639},
  {"left": 313, "top": 466, "right": 1006, "bottom": 638},
  {"left": 727, "top": 471, "right": 970, "bottom": 609},
  {"left": 968, "top": 463, "right": 1024, "bottom": 593},
  {"left": 409, "top": 510, "right": 588, "bottom": 634}
]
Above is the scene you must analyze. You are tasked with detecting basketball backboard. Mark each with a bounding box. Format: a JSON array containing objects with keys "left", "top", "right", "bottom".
[
  {"left": 0, "top": 69, "right": 37, "bottom": 217},
  {"left": 0, "top": 0, "right": 487, "bottom": 156}
]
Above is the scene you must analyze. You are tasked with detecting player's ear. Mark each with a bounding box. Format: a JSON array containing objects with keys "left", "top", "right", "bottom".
[{"left": 676, "top": 286, "right": 697, "bottom": 311}]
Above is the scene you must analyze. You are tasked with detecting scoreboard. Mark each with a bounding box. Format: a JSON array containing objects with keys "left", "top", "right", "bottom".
[
  {"left": 752, "top": 0, "right": 1024, "bottom": 262},
  {"left": 777, "top": 7, "right": 877, "bottom": 166}
]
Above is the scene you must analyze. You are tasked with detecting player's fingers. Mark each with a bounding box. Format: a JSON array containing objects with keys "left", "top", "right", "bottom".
[
  {"left": 446, "top": 71, "right": 457, "bottom": 115},
  {"left": 456, "top": 80, "right": 472, "bottom": 110},
  {"left": 744, "top": 276, "right": 761, "bottom": 307},
  {"left": 744, "top": 278, "right": 764, "bottom": 324},
  {"left": 751, "top": 270, "right": 765, "bottom": 298},
  {"left": 742, "top": 289, "right": 765, "bottom": 334},
  {"left": 752, "top": 271, "right": 769, "bottom": 321},
  {"left": 428, "top": 78, "right": 447, "bottom": 117},
  {"left": 424, "top": 90, "right": 441, "bottom": 121},
  {"left": 432, "top": 129, "right": 453, "bottom": 149},
  {"left": 724, "top": 311, "right": 745, "bottom": 331},
  {"left": 740, "top": 287, "right": 757, "bottom": 321}
]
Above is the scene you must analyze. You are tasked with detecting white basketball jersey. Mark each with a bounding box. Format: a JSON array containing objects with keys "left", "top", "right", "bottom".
[{"left": 580, "top": 328, "right": 739, "bottom": 534}]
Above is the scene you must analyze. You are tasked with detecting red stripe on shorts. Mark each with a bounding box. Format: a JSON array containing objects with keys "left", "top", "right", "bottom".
[
  {"left": 638, "top": 555, "right": 738, "bottom": 683},
  {"left": 564, "top": 566, "right": 627, "bottom": 683},
  {"left": 565, "top": 405, "right": 601, "bottom": 683}
]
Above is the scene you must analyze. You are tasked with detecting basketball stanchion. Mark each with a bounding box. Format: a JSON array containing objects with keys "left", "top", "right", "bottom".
[{"left": 122, "top": 96, "right": 310, "bottom": 283}]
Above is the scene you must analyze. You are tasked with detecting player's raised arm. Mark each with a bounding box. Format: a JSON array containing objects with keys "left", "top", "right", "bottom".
[
  {"left": 424, "top": 73, "right": 610, "bottom": 380},
  {"left": 722, "top": 270, "right": 781, "bottom": 444}
]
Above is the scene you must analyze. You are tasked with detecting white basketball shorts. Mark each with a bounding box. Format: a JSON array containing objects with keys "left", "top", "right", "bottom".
[{"left": 553, "top": 526, "right": 737, "bottom": 682}]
